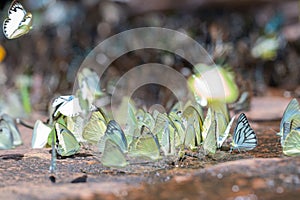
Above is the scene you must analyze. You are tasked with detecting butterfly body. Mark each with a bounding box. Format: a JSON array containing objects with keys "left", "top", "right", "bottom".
[{"left": 3, "top": 1, "right": 33, "bottom": 39}]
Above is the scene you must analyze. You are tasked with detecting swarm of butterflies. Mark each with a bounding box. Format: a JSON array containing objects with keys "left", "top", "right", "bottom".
[
  {"left": 25, "top": 65, "right": 260, "bottom": 170},
  {"left": 277, "top": 98, "right": 300, "bottom": 156},
  {"left": 0, "top": 1, "right": 297, "bottom": 169}
]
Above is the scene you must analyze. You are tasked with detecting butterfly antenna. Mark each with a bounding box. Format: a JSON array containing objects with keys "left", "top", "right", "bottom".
[
  {"left": 15, "top": 118, "right": 34, "bottom": 129},
  {"left": 268, "top": 128, "right": 282, "bottom": 137}
]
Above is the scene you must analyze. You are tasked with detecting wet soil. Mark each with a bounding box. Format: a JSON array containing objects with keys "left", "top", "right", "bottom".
[{"left": 0, "top": 96, "right": 299, "bottom": 200}]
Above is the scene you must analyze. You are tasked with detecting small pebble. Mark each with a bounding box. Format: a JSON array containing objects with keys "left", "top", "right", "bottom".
[
  {"left": 232, "top": 185, "right": 239, "bottom": 192},
  {"left": 276, "top": 186, "right": 284, "bottom": 194},
  {"left": 217, "top": 173, "right": 223, "bottom": 179}
]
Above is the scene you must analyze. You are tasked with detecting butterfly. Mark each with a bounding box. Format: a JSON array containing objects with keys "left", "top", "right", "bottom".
[
  {"left": 152, "top": 112, "right": 177, "bottom": 156},
  {"left": 278, "top": 98, "right": 300, "bottom": 145},
  {"left": 82, "top": 108, "right": 108, "bottom": 144},
  {"left": 1, "top": 113, "right": 22, "bottom": 146},
  {"left": 51, "top": 95, "right": 82, "bottom": 118},
  {"left": 215, "top": 112, "right": 236, "bottom": 148},
  {"left": 0, "top": 119, "right": 13, "bottom": 149},
  {"left": 129, "top": 125, "right": 160, "bottom": 160},
  {"left": 203, "top": 119, "right": 217, "bottom": 155},
  {"left": 231, "top": 113, "right": 257, "bottom": 151},
  {"left": 3, "top": 0, "right": 32, "bottom": 39},
  {"left": 32, "top": 120, "right": 51, "bottom": 148},
  {"left": 66, "top": 115, "right": 86, "bottom": 143},
  {"left": 100, "top": 138, "right": 128, "bottom": 168},
  {"left": 55, "top": 123, "right": 80, "bottom": 157},
  {"left": 282, "top": 129, "right": 300, "bottom": 156},
  {"left": 182, "top": 105, "right": 204, "bottom": 147},
  {"left": 98, "top": 120, "right": 128, "bottom": 153},
  {"left": 202, "top": 108, "right": 213, "bottom": 140}
]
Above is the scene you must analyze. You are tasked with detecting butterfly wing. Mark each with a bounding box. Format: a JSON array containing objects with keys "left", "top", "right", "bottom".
[
  {"left": 32, "top": 120, "right": 51, "bottom": 148},
  {"left": 232, "top": 113, "right": 257, "bottom": 151},
  {"left": 282, "top": 130, "right": 300, "bottom": 156},
  {"left": 82, "top": 117, "right": 106, "bottom": 144},
  {"left": 0, "top": 120, "right": 13, "bottom": 149},
  {"left": 101, "top": 139, "right": 128, "bottom": 167},
  {"left": 1, "top": 113, "right": 22, "bottom": 146},
  {"left": 203, "top": 119, "right": 217, "bottom": 155},
  {"left": 152, "top": 113, "right": 169, "bottom": 142},
  {"left": 160, "top": 120, "right": 176, "bottom": 155},
  {"left": 67, "top": 115, "right": 86, "bottom": 143},
  {"left": 279, "top": 98, "right": 300, "bottom": 137},
  {"left": 183, "top": 105, "right": 204, "bottom": 146},
  {"left": 55, "top": 123, "right": 80, "bottom": 156},
  {"left": 217, "top": 113, "right": 235, "bottom": 148},
  {"left": 99, "top": 120, "right": 127, "bottom": 153},
  {"left": 168, "top": 112, "right": 185, "bottom": 146},
  {"left": 129, "top": 127, "right": 160, "bottom": 160},
  {"left": 53, "top": 96, "right": 82, "bottom": 117},
  {"left": 183, "top": 123, "right": 197, "bottom": 149}
]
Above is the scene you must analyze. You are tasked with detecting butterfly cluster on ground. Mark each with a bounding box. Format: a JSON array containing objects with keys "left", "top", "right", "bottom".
[
  {"left": 2, "top": 0, "right": 33, "bottom": 39},
  {"left": 30, "top": 67, "right": 259, "bottom": 170},
  {"left": 277, "top": 98, "right": 300, "bottom": 156}
]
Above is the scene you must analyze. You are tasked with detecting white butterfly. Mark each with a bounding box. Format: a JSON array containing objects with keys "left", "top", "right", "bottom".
[
  {"left": 51, "top": 95, "right": 82, "bottom": 118},
  {"left": 231, "top": 113, "right": 257, "bottom": 151},
  {"left": 216, "top": 113, "right": 236, "bottom": 148},
  {"left": 3, "top": 1, "right": 32, "bottom": 39},
  {"left": 31, "top": 120, "right": 51, "bottom": 148}
]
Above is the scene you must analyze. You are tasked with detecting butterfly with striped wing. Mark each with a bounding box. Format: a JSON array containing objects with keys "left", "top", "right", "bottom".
[{"left": 231, "top": 113, "right": 258, "bottom": 151}]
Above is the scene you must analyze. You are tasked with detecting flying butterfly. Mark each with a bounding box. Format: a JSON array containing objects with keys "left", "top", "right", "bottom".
[
  {"left": 3, "top": 0, "right": 33, "bottom": 39},
  {"left": 282, "top": 129, "right": 300, "bottom": 156},
  {"left": 231, "top": 113, "right": 258, "bottom": 151}
]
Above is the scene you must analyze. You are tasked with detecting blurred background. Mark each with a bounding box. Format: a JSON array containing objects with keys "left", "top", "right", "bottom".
[{"left": 0, "top": 0, "right": 300, "bottom": 117}]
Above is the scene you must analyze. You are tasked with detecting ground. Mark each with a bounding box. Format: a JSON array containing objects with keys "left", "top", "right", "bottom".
[{"left": 1, "top": 95, "right": 300, "bottom": 199}]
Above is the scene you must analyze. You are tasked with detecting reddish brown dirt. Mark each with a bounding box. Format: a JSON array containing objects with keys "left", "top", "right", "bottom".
[{"left": 1, "top": 96, "right": 299, "bottom": 200}]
